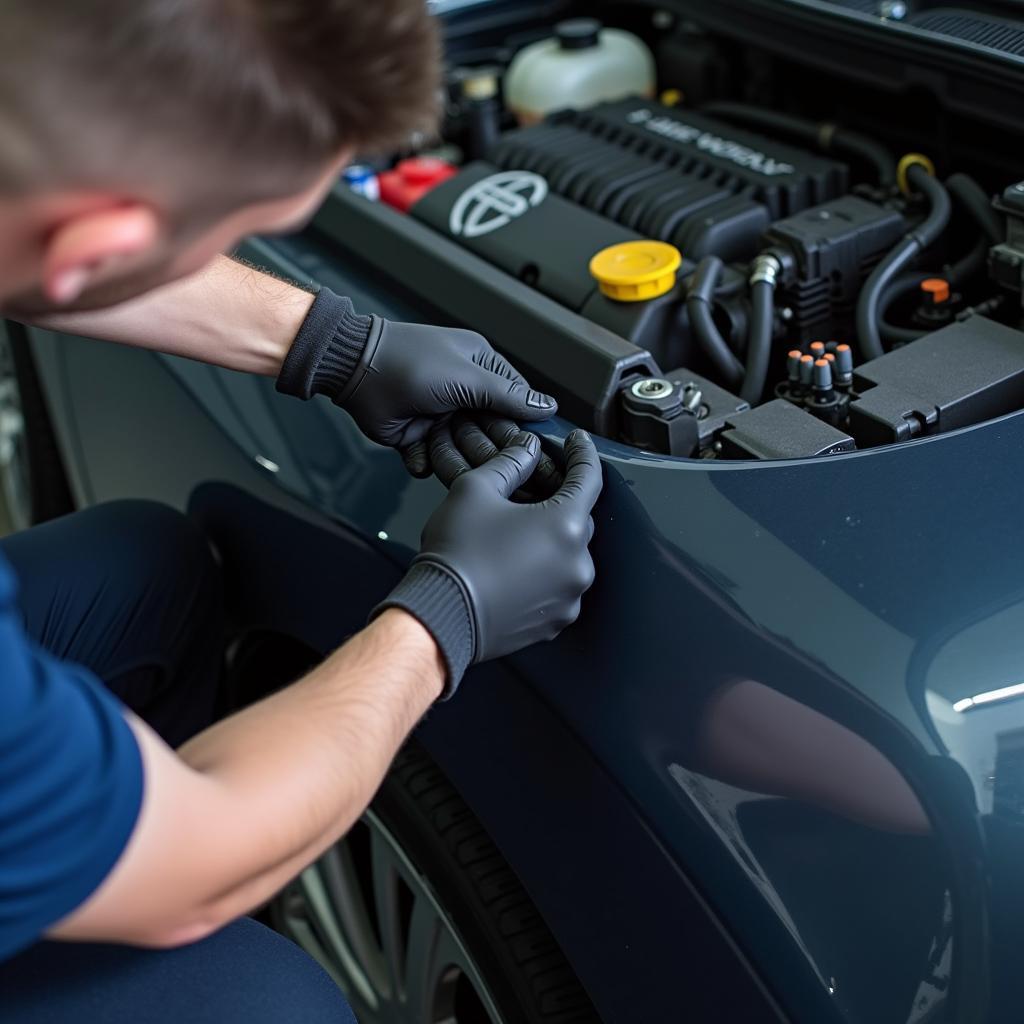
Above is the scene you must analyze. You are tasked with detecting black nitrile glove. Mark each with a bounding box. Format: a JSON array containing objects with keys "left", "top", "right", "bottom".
[
  {"left": 276, "top": 287, "right": 557, "bottom": 476},
  {"left": 373, "top": 429, "right": 602, "bottom": 697},
  {"left": 428, "top": 412, "right": 564, "bottom": 500}
]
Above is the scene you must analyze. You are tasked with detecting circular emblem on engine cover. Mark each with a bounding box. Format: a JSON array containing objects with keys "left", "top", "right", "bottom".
[{"left": 449, "top": 171, "right": 548, "bottom": 239}]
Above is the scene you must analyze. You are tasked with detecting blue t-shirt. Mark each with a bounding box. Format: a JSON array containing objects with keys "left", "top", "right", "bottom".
[{"left": 0, "top": 551, "right": 143, "bottom": 961}]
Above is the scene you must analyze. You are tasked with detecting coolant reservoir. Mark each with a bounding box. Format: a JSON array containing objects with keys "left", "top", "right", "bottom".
[{"left": 504, "top": 18, "right": 655, "bottom": 125}]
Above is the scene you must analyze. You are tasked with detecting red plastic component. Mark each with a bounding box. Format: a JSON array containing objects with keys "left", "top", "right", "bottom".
[{"left": 379, "top": 157, "right": 458, "bottom": 213}]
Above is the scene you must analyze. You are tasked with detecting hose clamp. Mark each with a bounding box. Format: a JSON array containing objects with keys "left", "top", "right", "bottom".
[{"left": 749, "top": 253, "right": 782, "bottom": 288}]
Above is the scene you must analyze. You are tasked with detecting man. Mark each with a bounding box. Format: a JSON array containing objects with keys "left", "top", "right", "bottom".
[{"left": 0, "top": 2, "right": 602, "bottom": 1021}]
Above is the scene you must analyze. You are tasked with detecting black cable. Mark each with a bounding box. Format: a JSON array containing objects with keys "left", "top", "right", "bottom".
[
  {"left": 856, "top": 164, "right": 952, "bottom": 360},
  {"left": 701, "top": 101, "right": 895, "bottom": 186},
  {"left": 686, "top": 257, "right": 744, "bottom": 388},
  {"left": 742, "top": 278, "right": 774, "bottom": 405}
]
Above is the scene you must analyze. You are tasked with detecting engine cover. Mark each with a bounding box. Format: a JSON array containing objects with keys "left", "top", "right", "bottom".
[
  {"left": 488, "top": 99, "right": 848, "bottom": 261},
  {"left": 410, "top": 100, "right": 848, "bottom": 318},
  {"left": 411, "top": 161, "right": 646, "bottom": 311}
]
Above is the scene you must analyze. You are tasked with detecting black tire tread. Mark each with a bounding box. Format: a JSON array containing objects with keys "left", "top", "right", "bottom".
[{"left": 376, "top": 741, "right": 601, "bottom": 1024}]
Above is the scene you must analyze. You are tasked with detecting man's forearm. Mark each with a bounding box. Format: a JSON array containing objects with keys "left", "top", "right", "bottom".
[
  {"left": 176, "top": 609, "right": 446, "bottom": 912},
  {"left": 51, "top": 609, "right": 445, "bottom": 946},
  {"left": 26, "top": 254, "right": 313, "bottom": 376}
]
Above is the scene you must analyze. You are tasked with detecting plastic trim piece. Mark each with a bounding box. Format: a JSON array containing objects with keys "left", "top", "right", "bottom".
[{"left": 312, "top": 186, "right": 660, "bottom": 435}]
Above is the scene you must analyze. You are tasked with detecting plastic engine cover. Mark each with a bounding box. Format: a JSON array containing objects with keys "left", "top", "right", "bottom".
[
  {"left": 410, "top": 161, "right": 643, "bottom": 310},
  {"left": 488, "top": 99, "right": 848, "bottom": 262}
]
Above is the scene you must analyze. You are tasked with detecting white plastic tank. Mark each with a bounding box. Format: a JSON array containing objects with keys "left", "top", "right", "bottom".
[{"left": 504, "top": 18, "right": 655, "bottom": 125}]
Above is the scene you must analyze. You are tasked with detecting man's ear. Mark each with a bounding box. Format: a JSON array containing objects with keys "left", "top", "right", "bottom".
[{"left": 42, "top": 203, "right": 161, "bottom": 305}]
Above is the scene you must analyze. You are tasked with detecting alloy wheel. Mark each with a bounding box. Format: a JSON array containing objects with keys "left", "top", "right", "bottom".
[{"left": 273, "top": 810, "right": 506, "bottom": 1024}]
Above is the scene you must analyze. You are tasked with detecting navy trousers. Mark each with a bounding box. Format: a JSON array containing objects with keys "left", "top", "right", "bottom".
[{"left": 0, "top": 501, "right": 356, "bottom": 1023}]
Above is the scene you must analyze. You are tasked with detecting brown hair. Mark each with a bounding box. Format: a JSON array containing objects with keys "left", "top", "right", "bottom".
[{"left": 0, "top": 0, "right": 441, "bottom": 206}]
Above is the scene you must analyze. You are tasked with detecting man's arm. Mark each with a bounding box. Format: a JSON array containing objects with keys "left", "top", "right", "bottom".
[
  {"left": 29, "top": 254, "right": 559, "bottom": 480},
  {"left": 30, "top": 254, "right": 309, "bottom": 376},
  {"left": 49, "top": 609, "right": 444, "bottom": 947},
  {"left": 48, "top": 430, "right": 601, "bottom": 949}
]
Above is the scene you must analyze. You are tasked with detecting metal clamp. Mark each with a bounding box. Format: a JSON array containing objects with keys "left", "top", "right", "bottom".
[{"left": 749, "top": 253, "right": 782, "bottom": 288}]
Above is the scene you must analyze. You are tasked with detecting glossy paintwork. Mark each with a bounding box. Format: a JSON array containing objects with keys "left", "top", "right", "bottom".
[
  {"left": 32, "top": 335, "right": 780, "bottom": 1024},
  {"left": 30, "top": 227, "right": 1024, "bottom": 1024}
]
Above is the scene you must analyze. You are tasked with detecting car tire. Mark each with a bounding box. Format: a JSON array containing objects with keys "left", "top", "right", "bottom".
[
  {"left": 0, "top": 321, "right": 73, "bottom": 530},
  {"left": 271, "top": 740, "right": 600, "bottom": 1024}
]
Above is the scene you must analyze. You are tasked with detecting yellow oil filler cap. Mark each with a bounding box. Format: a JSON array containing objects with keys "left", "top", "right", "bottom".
[{"left": 589, "top": 241, "right": 682, "bottom": 302}]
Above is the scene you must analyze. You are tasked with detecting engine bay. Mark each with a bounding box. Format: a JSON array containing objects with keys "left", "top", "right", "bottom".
[{"left": 316, "top": 0, "right": 1024, "bottom": 461}]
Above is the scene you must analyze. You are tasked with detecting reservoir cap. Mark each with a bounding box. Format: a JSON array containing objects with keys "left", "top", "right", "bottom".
[
  {"left": 921, "top": 277, "right": 950, "bottom": 304},
  {"left": 556, "top": 18, "right": 602, "bottom": 50},
  {"left": 589, "top": 240, "right": 682, "bottom": 302}
]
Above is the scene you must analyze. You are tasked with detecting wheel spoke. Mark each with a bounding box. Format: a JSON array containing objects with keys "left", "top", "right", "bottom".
[
  {"left": 276, "top": 809, "right": 511, "bottom": 1024},
  {"left": 371, "top": 825, "right": 407, "bottom": 1002},
  {"left": 298, "top": 859, "right": 380, "bottom": 1010},
  {"left": 403, "top": 893, "right": 444, "bottom": 1022},
  {"left": 319, "top": 841, "right": 391, "bottom": 996},
  {"left": 432, "top": 928, "right": 476, "bottom": 1024},
  {"left": 278, "top": 887, "right": 378, "bottom": 1024},
  {"left": 443, "top": 927, "right": 505, "bottom": 1024},
  {"left": 280, "top": 900, "right": 346, "bottom": 990}
]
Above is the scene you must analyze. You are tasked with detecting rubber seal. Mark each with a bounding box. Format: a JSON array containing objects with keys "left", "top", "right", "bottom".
[{"left": 897, "top": 153, "right": 936, "bottom": 197}]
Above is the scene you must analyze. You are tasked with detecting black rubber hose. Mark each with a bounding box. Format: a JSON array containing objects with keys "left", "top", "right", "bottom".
[
  {"left": 947, "top": 236, "right": 990, "bottom": 287},
  {"left": 946, "top": 173, "right": 1002, "bottom": 243},
  {"left": 873, "top": 175, "right": 996, "bottom": 346},
  {"left": 742, "top": 279, "right": 774, "bottom": 405},
  {"left": 876, "top": 271, "right": 928, "bottom": 346},
  {"left": 858, "top": 240, "right": 920, "bottom": 359},
  {"left": 879, "top": 236, "right": 985, "bottom": 311},
  {"left": 856, "top": 165, "right": 952, "bottom": 360},
  {"left": 880, "top": 242, "right": 990, "bottom": 345},
  {"left": 687, "top": 257, "right": 744, "bottom": 388},
  {"left": 701, "top": 101, "right": 895, "bottom": 186},
  {"left": 877, "top": 233, "right": 992, "bottom": 346},
  {"left": 879, "top": 314, "right": 924, "bottom": 347}
]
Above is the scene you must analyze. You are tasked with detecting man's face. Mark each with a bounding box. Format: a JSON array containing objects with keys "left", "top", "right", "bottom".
[{"left": 2, "top": 157, "right": 345, "bottom": 318}]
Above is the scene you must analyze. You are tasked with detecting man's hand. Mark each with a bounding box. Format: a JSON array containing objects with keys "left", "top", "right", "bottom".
[
  {"left": 344, "top": 321, "right": 558, "bottom": 475},
  {"left": 427, "top": 412, "right": 564, "bottom": 500},
  {"left": 376, "top": 429, "right": 602, "bottom": 694},
  {"left": 275, "top": 287, "right": 557, "bottom": 476}
]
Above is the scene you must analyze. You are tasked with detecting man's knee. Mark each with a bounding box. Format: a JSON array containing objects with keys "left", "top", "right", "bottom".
[
  {"left": 84, "top": 499, "right": 219, "bottom": 595},
  {"left": 0, "top": 919, "right": 356, "bottom": 1024},
  {"left": 3, "top": 500, "right": 224, "bottom": 732},
  {"left": 80, "top": 501, "right": 224, "bottom": 738},
  {"left": 193, "top": 919, "right": 358, "bottom": 1024}
]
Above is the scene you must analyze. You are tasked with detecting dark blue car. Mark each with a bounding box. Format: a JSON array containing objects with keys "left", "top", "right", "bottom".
[{"left": 4, "top": 2, "right": 1024, "bottom": 1022}]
